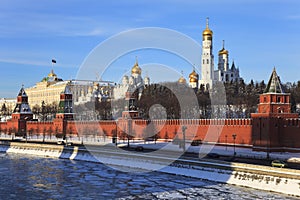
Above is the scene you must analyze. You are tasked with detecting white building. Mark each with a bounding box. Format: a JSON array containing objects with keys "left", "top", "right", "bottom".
[
  {"left": 194, "top": 18, "right": 242, "bottom": 90},
  {"left": 25, "top": 69, "right": 113, "bottom": 107},
  {"left": 113, "top": 59, "right": 150, "bottom": 100}
]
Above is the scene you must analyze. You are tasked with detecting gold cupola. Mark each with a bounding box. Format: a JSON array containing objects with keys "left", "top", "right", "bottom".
[
  {"left": 131, "top": 57, "right": 142, "bottom": 75},
  {"left": 218, "top": 40, "right": 228, "bottom": 55},
  {"left": 178, "top": 76, "right": 187, "bottom": 84},
  {"left": 202, "top": 17, "right": 213, "bottom": 38},
  {"left": 48, "top": 69, "right": 57, "bottom": 77},
  {"left": 178, "top": 71, "right": 187, "bottom": 84},
  {"left": 189, "top": 67, "right": 199, "bottom": 83}
]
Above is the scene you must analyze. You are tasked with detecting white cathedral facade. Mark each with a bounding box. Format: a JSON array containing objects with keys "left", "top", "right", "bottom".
[
  {"left": 188, "top": 18, "right": 242, "bottom": 90},
  {"left": 113, "top": 59, "right": 150, "bottom": 100}
]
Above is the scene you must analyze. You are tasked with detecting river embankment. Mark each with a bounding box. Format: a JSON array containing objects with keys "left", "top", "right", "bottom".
[{"left": 0, "top": 141, "right": 299, "bottom": 197}]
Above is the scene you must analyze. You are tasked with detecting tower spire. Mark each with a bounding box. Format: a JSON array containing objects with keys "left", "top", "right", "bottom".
[
  {"left": 222, "top": 40, "right": 225, "bottom": 49},
  {"left": 206, "top": 17, "right": 209, "bottom": 29},
  {"left": 264, "top": 67, "right": 284, "bottom": 93}
]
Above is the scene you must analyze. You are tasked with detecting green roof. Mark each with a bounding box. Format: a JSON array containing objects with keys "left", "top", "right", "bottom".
[{"left": 264, "top": 68, "right": 284, "bottom": 93}]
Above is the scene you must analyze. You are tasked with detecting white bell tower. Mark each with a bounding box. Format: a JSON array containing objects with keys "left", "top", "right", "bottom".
[{"left": 199, "top": 18, "right": 214, "bottom": 90}]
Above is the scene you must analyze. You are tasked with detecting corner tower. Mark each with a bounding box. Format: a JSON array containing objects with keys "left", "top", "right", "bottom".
[
  {"left": 251, "top": 68, "right": 298, "bottom": 153},
  {"left": 252, "top": 68, "right": 298, "bottom": 118},
  {"left": 199, "top": 17, "right": 214, "bottom": 90}
]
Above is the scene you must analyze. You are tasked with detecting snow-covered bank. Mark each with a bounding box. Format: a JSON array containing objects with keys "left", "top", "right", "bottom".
[{"left": 0, "top": 143, "right": 299, "bottom": 197}]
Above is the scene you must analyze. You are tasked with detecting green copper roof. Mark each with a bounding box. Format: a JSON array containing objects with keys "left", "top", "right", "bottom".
[{"left": 264, "top": 68, "right": 284, "bottom": 94}]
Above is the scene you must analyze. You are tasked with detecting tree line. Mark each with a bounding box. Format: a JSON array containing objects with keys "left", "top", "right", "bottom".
[{"left": 3, "top": 80, "right": 299, "bottom": 121}]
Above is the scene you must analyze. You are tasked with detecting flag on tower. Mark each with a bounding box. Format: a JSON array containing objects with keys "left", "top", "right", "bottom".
[{"left": 52, "top": 59, "right": 56, "bottom": 64}]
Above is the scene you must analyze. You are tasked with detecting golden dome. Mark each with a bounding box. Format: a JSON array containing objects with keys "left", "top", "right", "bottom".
[
  {"left": 131, "top": 59, "right": 142, "bottom": 75},
  {"left": 218, "top": 48, "right": 228, "bottom": 55},
  {"left": 189, "top": 69, "right": 199, "bottom": 83},
  {"left": 202, "top": 17, "right": 213, "bottom": 37},
  {"left": 178, "top": 76, "right": 187, "bottom": 84},
  {"left": 202, "top": 28, "right": 213, "bottom": 36},
  {"left": 48, "top": 69, "right": 57, "bottom": 77},
  {"left": 218, "top": 40, "right": 228, "bottom": 55}
]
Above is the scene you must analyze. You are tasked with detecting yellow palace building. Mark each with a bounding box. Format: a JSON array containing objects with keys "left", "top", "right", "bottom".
[{"left": 25, "top": 70, "right": 113, "bottom": 108}]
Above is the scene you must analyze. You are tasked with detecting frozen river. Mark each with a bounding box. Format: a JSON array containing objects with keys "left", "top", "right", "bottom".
[{"left": 0, "top": 153, "right": 297, "bottom": 200}]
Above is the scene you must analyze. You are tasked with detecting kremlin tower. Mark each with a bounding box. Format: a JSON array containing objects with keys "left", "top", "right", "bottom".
[
  {"left": 11, "top": 86, "right": 33, "bottom": 137},
  {"left": 194, "top": 18, "right": 242, "bottom": 90},
  {"left": 199, "top": 18, "right": 214, "bottom": 90}
]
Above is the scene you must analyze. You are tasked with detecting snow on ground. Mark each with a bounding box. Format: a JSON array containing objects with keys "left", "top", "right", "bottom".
[
  {"left": 122, "top": 140, "right": 300, "bottom": 162},
  {"left": 2, "top": 134, "right": 300, "bottom": 162}
]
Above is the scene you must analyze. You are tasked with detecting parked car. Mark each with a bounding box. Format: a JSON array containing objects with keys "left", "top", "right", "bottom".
[
  {"left": 191, "top": 140, "right": 202, "bottom": 146},
  {"left": 135, "top": 146, "right": 144, "bottom": 152},
  {"left": 57, "top": 138, "right": 73, "bottom": 146},
  {"left": 206, "top": 153, "right": 220, "bottom": 158},
  {"left": 271, "top": 160, "right": 287, "bottom": 168}
]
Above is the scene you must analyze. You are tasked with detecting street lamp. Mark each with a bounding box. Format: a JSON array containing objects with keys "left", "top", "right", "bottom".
[
  {"left": 225, "top": 135, "right": 227, "bottom": 151},
  {"left": 182, "top": 126, "right": 187, "bottom": 152},
  {"left": 232, "top": 133, "right": 237, "bottom": 156}
]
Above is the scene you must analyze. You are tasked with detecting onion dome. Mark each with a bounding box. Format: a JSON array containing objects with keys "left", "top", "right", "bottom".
[
  {"left": 48, "top": 69, "right": 57, "bottom": 77},
  {"left": 189, "top": 68, "right": 199, "bottom": 83},
  {"left": 218, "top": 40, "right": 228, "bottom": 55},
  {"left": 131, "top": 58, "right": 142, "bottom": 75},
  {"left": 178, "top": 76, "right": 186, "bottom": 84},
  {"left": 178, "top": 70, "right": 187, "bottom": 84},
  {"left": 202, "top": 17, "right": 213, "bottom": 37},
  {"left": 218, "top": 48, "right": 228, "bottom": 55}
]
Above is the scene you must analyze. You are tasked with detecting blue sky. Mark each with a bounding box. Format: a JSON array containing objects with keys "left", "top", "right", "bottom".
[{"left": 0, "top": 0, "right": 300, "bottom": 97}]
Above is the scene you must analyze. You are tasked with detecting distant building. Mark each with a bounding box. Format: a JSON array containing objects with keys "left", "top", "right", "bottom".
[
  {"left": 113, "top": 59, "right": 150, "bottom": 100},
  {"left": 190, "top": 18, "right": 242, "bottom": 90},
  {"left": 0, "top": 98, "right": 16, "bottom": 121},
  {"left": 25, "top": 69, "right": 113, "bottom": 107}
]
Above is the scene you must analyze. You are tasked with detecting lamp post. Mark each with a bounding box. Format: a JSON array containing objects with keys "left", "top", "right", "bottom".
[
  {"left": 232, "top": 133, "right": 237, "bottom": 156},
  {"left": 182, "top": 126, "right": 187, "bottom": 152},
  {"left": 225, "top": 135, "right": 227, "bottom": 151}
]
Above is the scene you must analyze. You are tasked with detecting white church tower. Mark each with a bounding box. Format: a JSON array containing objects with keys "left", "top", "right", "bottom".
[{"left": 199, "top": 18, "right": 214, "bottom": 90}]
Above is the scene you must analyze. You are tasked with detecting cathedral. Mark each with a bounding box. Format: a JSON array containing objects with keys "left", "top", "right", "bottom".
[
  {"left": 189, "top": 18, "right": 242, "bottom": 90},
  {"left": 113, "top": 59, "right": 150, "bottom": 100}
]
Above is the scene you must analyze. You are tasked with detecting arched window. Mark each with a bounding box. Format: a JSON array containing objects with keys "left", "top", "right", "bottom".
[{"left": 207, "top": 59, "right": 209, "bottom": 64}]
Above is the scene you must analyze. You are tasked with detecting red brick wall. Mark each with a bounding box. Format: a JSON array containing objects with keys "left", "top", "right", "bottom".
[
  {"left": 130, "top": 118, "right": 252, "bottom": 145},
  {"left": 1, "top": 116, "right": 300, "bottom": 151}
]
